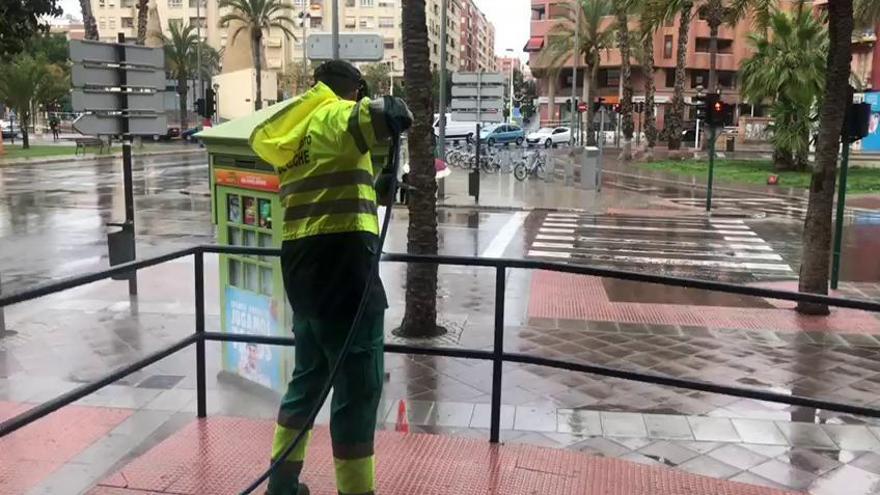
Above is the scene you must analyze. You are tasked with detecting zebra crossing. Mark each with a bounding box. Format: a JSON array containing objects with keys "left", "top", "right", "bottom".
[{"left": 527, "top": 212, "right": 794, "bottom": 282}]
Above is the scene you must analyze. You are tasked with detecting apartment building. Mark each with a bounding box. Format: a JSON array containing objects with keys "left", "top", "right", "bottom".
[
  {"left": 425, "top": 0, "right": 461, "bottom": 71},
  {"left": 459, "top": 0, "right": 496, "bottom": 72},
  {"left": 526, "top": 0, "right": 781, "bottom": 128},
  {"left": 90, "top": 0, "right": 294, "bottom": 72},
  {"left": 496, "top": 56, "right": 520, "bottom": 75}
]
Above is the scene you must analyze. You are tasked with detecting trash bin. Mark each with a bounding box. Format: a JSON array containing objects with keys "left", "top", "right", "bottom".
[
  {"left": 107, "top": 226, "right": 135, "bottom": 281},
  {"left": 196, "top": 100, "right": 296, "bottom": 394},
  {"left": 726, "top": 135, "right": 735, "bottom": 152}
]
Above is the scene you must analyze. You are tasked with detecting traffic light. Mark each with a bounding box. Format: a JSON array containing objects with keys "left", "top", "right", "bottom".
[
  {"left": 844, "top": 102, "right": 871, "bottom": 143},
  {"left": 205, "top": 88, "right": 216, "bottom": 118},
  {"left": 707, "top": 95, "right": 726, "bottom": 127},
  {"left": 195, "top": 97, "right": 206, "bottom": 118},
  {"left": 694, "top": 93, "right": 709, "bottom": 121},
  {"left": 612, "top": 103, "right": 621, "bottom": 113}
]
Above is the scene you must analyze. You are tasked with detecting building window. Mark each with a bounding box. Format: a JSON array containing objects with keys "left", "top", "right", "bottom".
[
  {"left": 695, "top": 37, "right": 733, "bottom": 54},
  {"left": 169, "top": 18, "right": 183, "bottom": 28},
  {"left": 169, "top": 0, "right": 183, "bottom": 8},
  {"left": 98, "top": 0, "right": 106, "bottom": 6},
  {"left": 310, "top": 17, "right": 321, "bottom": 28},
  {"left": 691, "top": 70, "right": 706, "bottom": 88},
  {"left": 378, "top": 16, "right": 394, "bottom": 28},
  {"left": 344, "top": 16, "right": 356, "bottom": 28},
  {"left": 663, "top": 35, "right": 673, "bottom": 58},
  {"left": 122, "top": 0, "right": 134, "bottom": 6},
  {"left": 360, "top": 0, "right": 374, "bottom": 6},
  {"left": 665, "top": 68, "right": 675, "bottom": 87},
  {"left": 189, "top": 0, "right": 206, "bottom": 7},
  {"left": 109, "top": 18, "right": 116, "bottom": 29},
  {"left": 600, "top": 69, "right": 620, "bottom": 88},
  {"left": 346, "top": 0, "right": 354, "bottom": 6},
  {"left": 122, "top": 17, "right": 134, "bottom": 28},
  {"left": 384, "top": 38, "right": 394, "bottom": 49},
  {"left": 433, "top": 43, "right": 438, "bottom": 54},
  {"left": 359, "top": 17, "right": 373, "bottom": 28},
  {"left": 378, "top": 0, "right": 395, "bottom": 6},
  {"left": 531, "top": 5, "right": 546, "bottom": 20},
  {"left": 99, "top": 17, "right": 107, "bottom": 29}
]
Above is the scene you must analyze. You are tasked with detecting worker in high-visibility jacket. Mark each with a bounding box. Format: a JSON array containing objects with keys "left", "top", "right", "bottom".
[{"left": 249, "top": 60, "right": 413, "bottom": 495}]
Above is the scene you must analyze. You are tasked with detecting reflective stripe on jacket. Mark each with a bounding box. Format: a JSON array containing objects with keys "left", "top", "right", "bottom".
[{"left": 249, "top": 82, "right": 389, "bottom": 241}]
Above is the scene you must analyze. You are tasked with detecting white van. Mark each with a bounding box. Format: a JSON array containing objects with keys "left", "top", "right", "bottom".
[{"left": 433, "top": 113, "right": 480, "bottom": 142}]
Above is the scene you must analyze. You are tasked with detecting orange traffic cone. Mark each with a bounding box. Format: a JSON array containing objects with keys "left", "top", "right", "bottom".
[{"left": 395, "top": 400, "right": 409, "bottom": 433}]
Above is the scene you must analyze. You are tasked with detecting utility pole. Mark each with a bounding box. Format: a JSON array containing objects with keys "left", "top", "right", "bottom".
[
  {"left": 570, "top": 10, "right": 579, "bottom": 143},
  {"left": 331, "top": 0, "right": 339, "bottom": 59},
  {"left": 438, "top": 0, "right": 448, "bottom": 198},
  {"left": 196, "top": 0, "right": 203, "bottom": 117}
]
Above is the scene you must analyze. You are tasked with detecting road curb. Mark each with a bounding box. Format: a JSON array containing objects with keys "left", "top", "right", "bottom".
[{"left": 0, "top": 147, "right": 206, "bottom": 167}]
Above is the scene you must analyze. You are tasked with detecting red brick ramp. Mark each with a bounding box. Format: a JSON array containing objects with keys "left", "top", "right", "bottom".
[{"left": 89, "top": 417, "right": 800, "bottom": 495}]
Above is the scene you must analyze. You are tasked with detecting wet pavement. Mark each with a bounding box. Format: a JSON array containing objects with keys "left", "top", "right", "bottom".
[{"left": 2, "top": 153, "right": 880, "bottom": 493}]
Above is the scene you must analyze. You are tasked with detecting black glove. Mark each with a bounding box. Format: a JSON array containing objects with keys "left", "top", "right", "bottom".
[{"left": 383, "top": 96, "right": 413, "bottom": 135}]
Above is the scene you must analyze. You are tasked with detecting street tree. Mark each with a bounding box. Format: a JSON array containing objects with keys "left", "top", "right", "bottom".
[
  {"left": 219, "top": 0, "right": 297, "bottom": 110},
  {"left": 0, "top": 55, "right": 51, "bottom": 149},
  {"left": 397, "top": 0, "right": 444, "bottom": 338},
  {"left": 136, "top": 0, "right": 150, "bottom": 44},
  {"left": 656, "top": 0, "right": 694, "bottom": 151},
  {"left": 159, "top": 22, "right": 199, "bottom": 130},
  {"left": 78, "top": 0, "right": 99, "bottom": 40},
  {"left": 740, "top": 9, "right": 827, "bottom": 171},
  {"left": 0, "top": 0, "right": 63, "bottom": 58},
  {"left": 361, "top": 62, "right": 392, "bottom": 97},
  {"left": 615, "top": 0, "right": 635, "bottom": 160},
  {"left": 542, "top": 0, "right": 615, "bottom": 145},
  {"left": 797, "top": 0, "right": 854, "bottom": 315},
  {"left": 636, "top": 0, "right": 666, "bottom": 159},
  {"left": 278, "top": 60, "right": 313, "bottom": 98}
]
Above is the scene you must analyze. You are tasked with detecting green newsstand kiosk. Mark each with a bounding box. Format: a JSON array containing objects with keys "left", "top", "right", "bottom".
[{"left": 198, "top": 100, "right": 295, "bottom": 394}]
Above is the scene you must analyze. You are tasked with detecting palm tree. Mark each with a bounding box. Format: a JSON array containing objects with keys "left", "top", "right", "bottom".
[
  {"left": 740, "top": 9, "right": 827, "bottom": 171},
  {"left": 659, "top": 0, "right": 694, "bottom": 151},
  {"left": 615, "top": 0, "right": 635, "bottom": 160},
  {"left": 638, "top": 0, "right": 665, "bottom": 159},
  {"left": 159, "top": 22, "right": 199, "bottom": 130},
  {"left": 396, "top": 0, "right": 443, "bottom": 338},
  {"left": 0, "top": 55, "right": 49, "bottom": 149},
  {"left": 797, "top": 0, "right": 854, "bottom": 315},
  {"left": 136, "top": 0, "right": 150, "bottom": 44},
  {"left": 218, "top": 0, "right": 297, "bottom": 111},
  {"left": 79, "top": 0, "right": 99, "bottom": 40},
  {"left": 855, "top": 0, "right": 880, "bottom": 28},
  {"left": 542, "top": 0, "right": 615, "bottom": 145}
]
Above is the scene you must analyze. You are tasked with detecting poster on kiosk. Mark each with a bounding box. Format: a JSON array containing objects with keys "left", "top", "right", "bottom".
[{"left": 861, "top": 92, "right": 880, "bottom": 152}]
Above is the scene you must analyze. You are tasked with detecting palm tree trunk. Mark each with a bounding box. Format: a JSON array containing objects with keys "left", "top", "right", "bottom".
[
  {"left": 80, "top": 0, "right": 99, "bottom": 40},
  {"left": 397, "top": 0, "right": 443, "bottom": 338},
  {"left": 617, "top": 7, "right": 634, "bottom": 160},
  {"left": 581, "top": 66, "right": 590, "bottom": 144},
  {"left": 667, "top": 0, "right": 693, "bottom": 151},
  {"left": 797, "top": 0, "right": 854, "bottom": 315},
  {"left": 547, "top": 72, "right": 556, "bottom": 125},
  {"left": 178, "top": 79, "right": 189, "bottom": 130},
  {"left": 708, "top": 23, "right": 719, "bottom": 92},
  {"left": 585, "top": 63, "right": 598, "bottom": 145},
  {"left": 253, "top": 30, "right": 263, "bottom": 110},
  {"left": 136, "top": 0, "right": 149, "bottom": 44},
  {"left": 643, "top": 32, "right": 657, "bottom": 158}
]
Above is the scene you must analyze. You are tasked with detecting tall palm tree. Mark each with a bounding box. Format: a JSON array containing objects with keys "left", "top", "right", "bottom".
[
  {"left": 797, "top": 0, "right": 854, "bottom": 315},
  {"left": 638, "top": 0, "right": 665, "bottom": 159},
  {"left": 159, "top": 22, "right": 199, "bottom": 130},
  {"left": 79, "top": 0, "right": 99, "bottom": 40},
  {"left": 659, "top": 0, "right": 694, "bottom": 151},
  {"left": 218, "top": 0, "right": 297, "bottom": 110},
  {"left": 397, "top": 0, "right": 443, "bottom": 338},
  {"left": 616, "top": 0, "right": 635, "bottom": 160},
  {"left": 136, "top": 0, "right": 150, "bottom": 44},
  {"left": 855, "top": 0, "right": 880, "bottom": 28},
  {"left": 543, "top": 0, "right": 615, "bottom": 145},
  {"left": 740, "top": 9, "right": 827, "bottom": 171}
]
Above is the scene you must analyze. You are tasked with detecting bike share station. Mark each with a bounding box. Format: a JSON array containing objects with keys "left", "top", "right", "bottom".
[{"left": 196, "top": 33, "right": 384, "bottom": 394}]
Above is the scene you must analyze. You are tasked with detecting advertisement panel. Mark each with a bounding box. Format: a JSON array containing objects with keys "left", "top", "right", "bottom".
[
  {"left": 861, "top": 92, "right": 880, "bottom": 152},
  {"left": 223, "top": 286, "right": 284, "bottom": 390}
]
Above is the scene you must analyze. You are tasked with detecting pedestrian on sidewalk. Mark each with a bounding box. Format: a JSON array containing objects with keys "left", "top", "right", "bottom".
[
  {"left": 250, "top": 60, "right": 412, "bottom": 495},
  {"left": 49, "top": 115, "right": 59, "bottom": 142}
]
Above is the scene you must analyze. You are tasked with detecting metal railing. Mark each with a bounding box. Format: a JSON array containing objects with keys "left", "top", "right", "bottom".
[{"left": 3, "top": 245, "right": 880, "bottom": 445}]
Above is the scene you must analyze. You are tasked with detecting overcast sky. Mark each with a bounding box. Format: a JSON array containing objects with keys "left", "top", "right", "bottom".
[{"left": 56, "top": 0, "right": 532, "bottom": 60}]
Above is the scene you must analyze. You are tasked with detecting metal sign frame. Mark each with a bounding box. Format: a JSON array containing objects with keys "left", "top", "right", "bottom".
[{"left": 306, "top": 33, "right": 384, "bottom": 61}]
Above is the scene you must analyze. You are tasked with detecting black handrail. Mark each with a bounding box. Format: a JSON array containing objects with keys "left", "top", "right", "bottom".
[{"left": 2, "top": 244, "right": 879, "bottom": 446}]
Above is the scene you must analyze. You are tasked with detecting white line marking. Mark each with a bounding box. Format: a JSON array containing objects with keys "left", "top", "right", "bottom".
[
  {"left": 528, "top": 250, "right": 572, "bottom": 259},
  {"left": 562, "top": 235, "right": 773, "bottom": 251},
  {"left": 567, "top": 253, "right": 792, "bottom": 272},
  {"left": 545, "top": 213, "right": 580, "bottom": 218},
  {"left": 540, "top": 227, "right": 576, "bottom": 234},
  {"left": 544, "top": 223, "right": 758, "bottom": 236},
  {"left": 529, "top": 243, "right": 784, "bottom": 261},
  {"left": 723, "top": 236, "right": 766, "bottom": 243},
  {"left": 536, "top": 234, "right": 576, "bottom": 241},
  {"left": 481, "top": 211, "right": 528, "bottom": 258}
]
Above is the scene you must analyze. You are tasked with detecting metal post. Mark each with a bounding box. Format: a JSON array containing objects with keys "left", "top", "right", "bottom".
[
  {"left": 331, "top": 0, "right": 340, "bottom": 59},
  {"left": 570, "top": 11, "right": 579, "bottom": 136},
  {"left": 636, "top": 109, "right": 642, "bottom": 147},
  {"left": 695, "top": 118, "right": 701, "bottom": 150},
  {"left": 195, "top": 251, "right": 207, "bottom": 418},
  {"left": 831, "top": 140, "right": 851, "bottom": 290},
  {"left": 471, "top": 123, "right": 481, "bottom": 204},
  {"left": 438, "top": 0, "right": 448, "bottom": 198},
  {"left": 0, "top": 274, "right": 15, "bottom": 338},
  {"left": 196, "top": 0, "right": 203, "bottom": 110},
  {"left": 706, "top": 125, "right": 716, "bottom": 211},
  {"left": 118, "top": 33, "right": 138, "bottom": 296},
  {"left": 489, "top": 266, "right": 506, "bottom": 443},
  {"left": 302, "top": 13, "right": 308, "bottom": 74}
]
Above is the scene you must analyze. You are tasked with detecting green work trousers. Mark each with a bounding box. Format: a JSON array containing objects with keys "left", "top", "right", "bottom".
[{"left": 267, "top": 312, "right": 384, "bottom": 495}]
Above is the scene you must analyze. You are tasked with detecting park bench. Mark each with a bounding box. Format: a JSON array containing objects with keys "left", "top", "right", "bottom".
[{"left": 73, "top": 136, "right": 108, "bottom": 156}]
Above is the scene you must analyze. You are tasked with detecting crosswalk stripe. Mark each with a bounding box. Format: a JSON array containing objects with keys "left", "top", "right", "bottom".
[
  {"left": 541, "top": 223, "right": 758, "bottom": 236},
  {"left": 528, "top": 250, "right": 571, "bottom": 259},
  {"left": 530, "top": 242, "right": 784, "bottom": 261},
  {"left": 539, "top": 234, "right": 775, "bottom": 252}
]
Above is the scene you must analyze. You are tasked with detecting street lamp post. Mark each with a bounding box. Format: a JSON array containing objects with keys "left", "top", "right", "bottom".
[
  {"left": 506, "top": 48, "right": 514, "bottom": 124},
  {"left": 196, "top": 0, "right": 204, "bottom": 121}
]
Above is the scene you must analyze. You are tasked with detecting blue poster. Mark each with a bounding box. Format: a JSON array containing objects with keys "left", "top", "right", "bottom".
[
  {"left": 223, "top": 287, "right": 283, "bottom": 390},
  {"left": 861, "top": 92, "right": 880, "bottom": 151}
]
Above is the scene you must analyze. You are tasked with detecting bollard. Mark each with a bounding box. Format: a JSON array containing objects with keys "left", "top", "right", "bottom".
[{"left": 0, "top": 274, "right": 17, "bottom": 338}]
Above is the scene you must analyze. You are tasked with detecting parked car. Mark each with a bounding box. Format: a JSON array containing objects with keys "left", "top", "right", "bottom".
[
  {"left": 1, "top": 121, "right": 20, "bottom": 140},
  {"left": 527, "top": 126, "right": 572, "bottom": 147},
  {"left": 181, "top": 127, "right": 201, "bottom": 142},
  {"left": 479, "top": 124, "right": 525, "bottom": 146}
]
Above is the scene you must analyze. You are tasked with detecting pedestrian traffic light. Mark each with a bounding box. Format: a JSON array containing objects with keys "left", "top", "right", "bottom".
[
  {"left": 694, "top": 94, "right": 709, "bottom": 121},
  {"left": 612, "top": 103, "right": 621, "bottom": 113},
  {"left": 843, "top": 101, "right": 871, "bottom": 143},
  {"left": 195, "top": 98, "right": 206, "bottom": 118},
  {"left": 707, "top": 94, "right": 726, "bottom": 127},
  {"left": 204, "top": 88, "right": 216, "bottom": 119}
]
